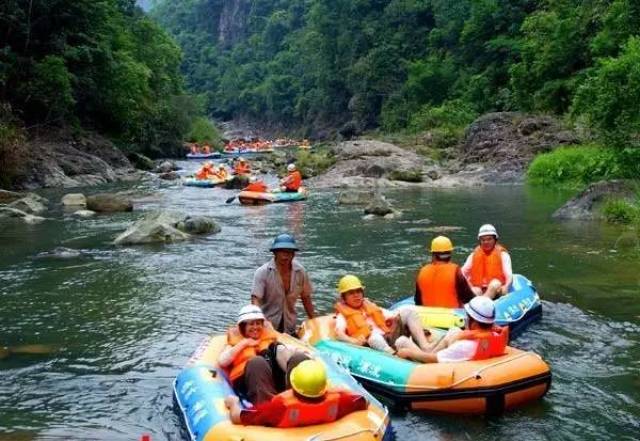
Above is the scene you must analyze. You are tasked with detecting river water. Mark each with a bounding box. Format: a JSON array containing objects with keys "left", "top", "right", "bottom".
[{"left": 1, "top": 161, "right": 639, "bottom": 440}]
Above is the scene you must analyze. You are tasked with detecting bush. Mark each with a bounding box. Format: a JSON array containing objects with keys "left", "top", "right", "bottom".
[
  {"left": 407, "top": 99, "right": 478, "bottom": 149},
  {"left": 389, "top": 169, "right": 423, "bottom": 182},
  {"left": 0, "top": 104, "right": 26, "bottom": 189},
  {"left": 294, "top": 150, "right": 336, "bottom": 178},
  {"left": 602, "top": 198, "right": 640, "bottom": 224},
  {"left": 187, "top": 117, "right": 221, "bottom": 147},
  {"left": 527, "top": 145, "right": 621, "bottom": 187}
]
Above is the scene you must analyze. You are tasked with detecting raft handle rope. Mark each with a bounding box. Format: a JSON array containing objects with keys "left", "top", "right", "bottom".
[
  {"left": 305, "top": 407, "right": 389, "bottom": 441},
  {"left": 353, "top": 352, "right": 538, "bottom": 390}
]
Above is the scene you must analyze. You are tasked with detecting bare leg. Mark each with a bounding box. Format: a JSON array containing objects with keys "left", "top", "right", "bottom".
[
  {"left": 483, "top": 279, "right": 502, "bottom": 300},
  {"left": 403, "top": 308, "right": 433, "bottom": 351},
  {"left": 471, "top": 286, "right": 483, "bottom": 296}
]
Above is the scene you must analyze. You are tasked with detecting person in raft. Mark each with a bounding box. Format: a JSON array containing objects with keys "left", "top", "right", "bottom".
[
  {"left": 242, "top": 176, "right": 268, "bottom": 193},
  {"left": 415, "top": 236, "right": 475, "bottom": 308},
  {"left": 334, "top": 275, "right": 433, "bottom": 358},
  {"left": 280, "top": 163, "right": 302, "bottom": 192},
  {"left": 224, "top": 359, "right": 367, "bottom": 427},
  {"left": 251, "top": 233, "right": 315, "bottom": 335},
  {"left": 397, "top": 296, "right": 508, "bottom": 363},
  {"left": 234, "top": 157, "right": 251, "bottom": 175},
  {"left": 218, "top": 304, "right": 310, "bottom": 405},
  {"left": 195, "top": 161, "right": 215, "bottom": 180},
  {"left": 461, "top": 224, "right": 513, "bottom": 299}
]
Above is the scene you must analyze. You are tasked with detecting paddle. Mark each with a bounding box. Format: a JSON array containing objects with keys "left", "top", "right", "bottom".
[{"left": 225, "top": 195, "right": 237, "bottom": 204}]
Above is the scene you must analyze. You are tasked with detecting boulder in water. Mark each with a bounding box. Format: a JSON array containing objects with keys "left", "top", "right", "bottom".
[
  {"left": 337, "top": 190, "right": 374, "bottom": 205},
  {"left": 154, "top": 160, "right": 179, "bottom": 174},
  {"left": 159, "top": 171, "right": 180, "bottom": 181},
  {"left": 114, "top": 211, "right": 220, "bottom": 245},
  {"left": 73, "top": 210, "right": 96, "bottom": 218},
  {"left": 552, "top": 180, "right": 636, "bottom": 220},
  {"left": 61, "top": 193, "right": 87, "bottom": 207},
  {"left": 364, "top": 193, "right": 393, "bottom": 216},
  {"left": 7, "top": 194, "right": 48, "bottom": 214},
  {"left": 0, "top": 189, "right": 23, "bottom": 204},
  {"left": 86, "top": 193, "right": 133, "bottom": 213},
  {"left": 224, "top": 175, "right": 250, "bottom": 190}
]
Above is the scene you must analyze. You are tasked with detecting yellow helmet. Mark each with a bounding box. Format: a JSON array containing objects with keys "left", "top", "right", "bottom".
[
  {"left": 430, "top": 236, "right": 453, "bottom": 253},
  {"left": 337, "top": 274, "right": 364, "bottom": 294},
  {"left": 289, "top": 360, "right": 327, "bottom": 398}
]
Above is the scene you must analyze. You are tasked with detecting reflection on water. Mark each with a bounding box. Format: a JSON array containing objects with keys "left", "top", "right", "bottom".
[{"left": 0, "top": 169, "right": 638, "bottom": 440}]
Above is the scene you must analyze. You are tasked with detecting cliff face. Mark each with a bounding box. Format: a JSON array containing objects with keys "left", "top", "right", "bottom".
[{"left": 217, "top": 0, "right": 251, "bottom": 48}]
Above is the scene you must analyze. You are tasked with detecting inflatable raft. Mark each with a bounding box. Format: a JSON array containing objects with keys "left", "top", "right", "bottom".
[
  {"left": 183, "top": 176, "right": 232, "bottom": 188},
  {"left": 174, "top": 333, "right": 393, "bottom": 441},
  {"left": 238, "top": 187, "right": 308, "bottom": 205},
  {"left": 186, "top": 152, "right": 222, "bottom": 159},
  {"left": 299, "top": 316, "right": 551, "bottom": 415},
  {"left": 390, "top": 274, "right": 542, "bottom": 339}
]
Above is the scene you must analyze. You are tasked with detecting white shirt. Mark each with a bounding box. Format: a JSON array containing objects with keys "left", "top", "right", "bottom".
[
  {"left": 335, "top": 308, "right": 397, "bottom": 336},
  {"left": 436, "top": 340, "right": 478, "bottom": 363},
  {"left": 461, "top": 250, "right": 513, "bottom": 284}
]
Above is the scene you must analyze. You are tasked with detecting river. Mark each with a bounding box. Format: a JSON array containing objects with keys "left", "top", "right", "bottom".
[{"left": 1, "top": 161, "right": 639, "bottom": 440}]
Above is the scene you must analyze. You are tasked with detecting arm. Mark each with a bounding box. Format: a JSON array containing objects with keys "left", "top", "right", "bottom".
[
  {"left": 300, "top": 272, "right": 315, "bottom": 319},
  {"left": 335, "top": 314, "right": 365, "bottom": 345},
  {"left": 461, "top": 254, "right": 473, "bottom": 279},
  {"left": 250, "top": 267, "right": 266, "bottom": 306},
  {"left": 501, "top": 251, "right": 513, "bottom": 290},
  {"left": 218, "top": 339, "right": 257, "bottom": 368},
  {"left": 224, "top": 396, "right": 243, "bottom": 424},
  {"left": 455, "top": 268, "right": 476, "bottom": 304}
]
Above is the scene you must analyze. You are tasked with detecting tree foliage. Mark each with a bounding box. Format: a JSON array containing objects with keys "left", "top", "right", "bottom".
[{"left": 0, "top": 0, "right": 202, "bottom": 156}]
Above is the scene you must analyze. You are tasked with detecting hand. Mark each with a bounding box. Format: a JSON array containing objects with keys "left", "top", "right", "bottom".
[
  {"left": 241, "top": 338, "right": 260, "bottom": 348},
  {"left": 224, "top": 395, "right": 239, "bottom": 409},
  {"left": 355, "top": 335, "right": 367, "bottom": 345}
]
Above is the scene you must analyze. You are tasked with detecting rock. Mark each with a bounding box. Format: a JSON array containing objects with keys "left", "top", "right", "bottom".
[
  {"left": 384, "top": 210, "right": 402, "bottom": 220},
  {"left": 159, "top": 171, "right": 180, "bottom": 181},
  {"left": 552, "top": 180, "right": 636, "bottom": 220},
  {"left": 154, "top": 160, "right": 179, "bottom": 174},
  {"left": 35, "top": 247, "right": 84, "bottom": 259},
  {"left": 176, "top": 215, "right": 221, "bottom": 235},
  {"left": 86, "top": 193, "right": 133, "bottom": 213},
  {"left": 364, "top": 193, "right": 393, "bottom": 216},
  {"left": 0, "top": 207, "right": 30, "bottom": 219},
  {"left": 425, "top": 167, "right": 442, "bottom": 181},
  {"left": 0, "top": 190, "right": 22, "bottom": 204},
  {"left": 114, "top": 211, "right": 220, "bottom": 245},
  {"left": 73, "top": 210, "right": 96, "bottom": 218},
  {"left": 362, "top": 214, "right": 376, "bottom": 220},
  {"left": 61, "top": 193, "right": 87, "bottom": 207},
  {"left": 23, "top": 214, "right": 46, "bottom": 224},
  {"left": 225, "top": 175, "right": 250, "bottom": 190},
  {"left": 128, "top": 152, "right": 155, "bottom": 171},
  {"left": 337, "top": 190, "right": 375, "bottom": 205},
  {"left": 7, "top": 195, "right": 48, "bottom": 214}
]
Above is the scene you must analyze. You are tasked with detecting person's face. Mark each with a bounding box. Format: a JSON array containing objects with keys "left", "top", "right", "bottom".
[
  {"left": 343, "top": 288, "right": 365, "bottom": 308},
  {"left": 274, "top": 249, "right": 295, "bottom": 266},
  {"left": 479, "top": 235, "right": 496, "bottom": 252},
  {"left": 242, "top": 319, "right": 264, "bottom": 339}
]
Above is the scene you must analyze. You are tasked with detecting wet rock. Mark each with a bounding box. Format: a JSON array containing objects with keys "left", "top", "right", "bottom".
[
  {"left": 337, "top": 190, "right": 375, "bottom": 205},
  {"left": 114, "top": 211, "right": 220, "bottom": 245},
  {"left": 425, "top": 167, "right": 442, "bottom": 181},
  {"left": 176, "top": 215, "right": 221, "bottom": 235},
  {"left": 23, "top": 214, "right": 46, "bottom": 224},
  {"left": 225, "top": 175, "right": 250, "bottom": 190},
  {"left": 423, "top": 226, "right": 466, "bottom": 233},
  {"left": 61, "top": 193, "right": 87, "bottom": 207},
  {"left": 364, "top": 193, "right": 393, "bottom": 216},
  {"left": 159, "top": 171, "right": 180, "bottom": 181},
  {"left": 0, "top": 207, "right": 30, "bottom": 219},
  {"left": 362, "top": 214, "right": 376, "bottom": 221},
  {"left": 86, "top": 193, "right": 133, "bottom": 213},
  {"left": 0, "top": 190, "right": 22, "bottom": 204},
  {"left": 7, "top": 194, "right": 48, "bottom": 214},
  {"left": 73, "top": 210, "right": 96, "bottom": 218},
  {"left": 552, "top": 180, "right": 636, "bottom": 220},
  {"left": 154, "top": 160, "right": 179, "bottom": 174},
  {"left": 128, "top": 152, "right": 155, "bottom": 171},
  {"left": 35, "top": 247, "right": 84, "bottom": 259}
]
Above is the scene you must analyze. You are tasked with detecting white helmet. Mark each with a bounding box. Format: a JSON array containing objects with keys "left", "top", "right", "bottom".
[
  {"left": 237, "top": 305, "right": 265, "bottom": 324},
  {"left": 238, "top": 157, "right": 245, "bottom": 162},
  {"left": 464, "top": 297, "right": 495, "bottom": 324},
  {"left": 287, "top": 163, "right": 296, "bottom": 172},
  {"left": 477, "top": 224, "right": 498, "bottom": 239},
  {"left": 249, "top": 176, "right": 258, "bottom": 183}
]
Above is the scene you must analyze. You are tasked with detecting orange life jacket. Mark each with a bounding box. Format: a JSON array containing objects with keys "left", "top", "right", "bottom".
[
  {"left": 235, "top": 163, "right": 251, "bottom": 175},
  {"left": 195, "top": 166, "right": 213, "bottom": 180},
  {"left": 271, "top": 390, "right": 342, "bottom": 428},
  {"left": 469, "top": 244, "right": 507, "bottom": 288},
  {"left": 244, "top": 182, "right": 268, "bottom": 193},
  {"left": 225, "top": 325, "right": 278, "bottom": 382},
  {"left": 460, "top": 326, "right": 508, "bottom": 360},
  {"left": 335, "top": 300, "right": 390, "bottom": 339},
  {"left": 416, "top": 262, "right": 460, "bottom": 308},
  {"left": 284, "top": 171, "right": 302, "bottom": 191}
]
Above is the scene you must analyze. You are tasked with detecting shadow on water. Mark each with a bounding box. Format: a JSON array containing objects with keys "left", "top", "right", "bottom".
[{"left": 0, "top": 170, "right": 638, "bottom": 440}]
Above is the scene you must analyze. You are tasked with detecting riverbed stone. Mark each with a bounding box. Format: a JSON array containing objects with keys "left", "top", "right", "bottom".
[
  {"left": 337, "top": 190, "right": 375, "bottom": 205},
  {"left": 0, "top": 206, "right": 30, "bottom": 219},
  {"left": 86, "top": 193, "right": 133, "bottom": 213},
  {"left": 176, "top": 215, "right": 221, "bottom": 235},
  {"left": 159, "top": 171, "right": 180, "bottom": 181},
  {"left": 364, "top": 193, "right": 393, "bottom": 216},
  {"left": 61, "top": 193, "right": 87, "bottom": 207},
  {"left": 73, "top": 210, "right": 96, "bottom": 218},
  {"left": 23, "top": 214, "right": 46, "bottom": 224},
  {"left": 0, "top": 190, "right": 22, "bottom": 204},
  {"left": 155, "top": 160, "right": 179, "bottom": 174},
  {"left": 7, "top": 195, "right": 48, "bottom": 214},
  {"left": 224, "top": 175, "right": 249, "bottom": 190},
  {"left": 552, "top": 180, "right": 636, "bottom": 220}
]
